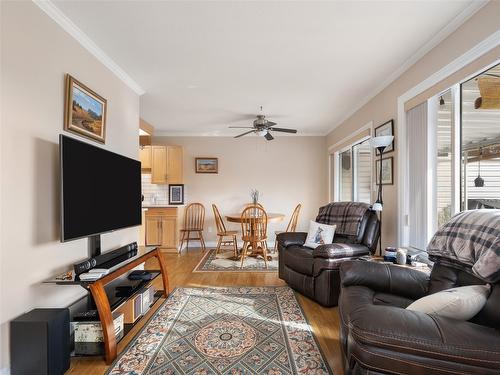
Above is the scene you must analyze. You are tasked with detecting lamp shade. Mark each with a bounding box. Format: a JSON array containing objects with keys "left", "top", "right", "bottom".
[
  {"left": 372, "top": 202, "right": 383, "bottom": 211},
  {"left": 370, "top": 135, "right": 394, "bottom": 149}
]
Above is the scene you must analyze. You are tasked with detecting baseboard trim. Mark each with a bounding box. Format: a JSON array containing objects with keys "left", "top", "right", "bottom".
[{"left": 177, "top": 240, "right": 277, "bottom": 252}]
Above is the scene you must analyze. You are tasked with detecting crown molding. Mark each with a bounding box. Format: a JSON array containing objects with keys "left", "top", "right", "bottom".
[
  {"left": 153, "top": 131, "right": 324, "bottom": 137},
  {"left": 32, "top": 0, "right": 145, "bottom": 95},
  {"left": 324, "top": 0, "right": 488, "bottom": 136}
]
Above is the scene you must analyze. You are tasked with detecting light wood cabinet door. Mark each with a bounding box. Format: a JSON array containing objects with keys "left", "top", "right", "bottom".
[
  {"left": 139, "top": 146, "right": 152, "bottom": 169},
  {"left": 161, "top": 217, "right": 177, "bottom": 248},
  {"left": 167, "top": 145, "right": 183, "bottom": 184},
  {"left": 145, "top": 216, "right": 161, "bottom": 245},
  {"left": 151, "top": 146, "right": 167, "bottom": 184}
]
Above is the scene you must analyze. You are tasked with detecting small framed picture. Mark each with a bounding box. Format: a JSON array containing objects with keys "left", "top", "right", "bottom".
[
  {"left": 169, "top": 184, "right": 184, "bottom": 205},
  {"left": 376, "top": 157, "right": 393, "bottom": 185},
  {"left": 195, "top": 157, "right": 218, "bottom": 173},
  {"left": 64, "top": 74, "right": 107, "bottom": 144},
  {"left": 374, "top": 120, "right": 394, "bottom": 154}
]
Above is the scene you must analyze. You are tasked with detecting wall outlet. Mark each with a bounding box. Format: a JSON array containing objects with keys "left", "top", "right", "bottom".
[{"left": 207, "top": 227, "right": 213, "bottom": 233}]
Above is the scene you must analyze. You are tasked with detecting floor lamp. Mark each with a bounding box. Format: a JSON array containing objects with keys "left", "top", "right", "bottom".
[{"left": 370, "top": 135, "right": 394, "bottom": 255}]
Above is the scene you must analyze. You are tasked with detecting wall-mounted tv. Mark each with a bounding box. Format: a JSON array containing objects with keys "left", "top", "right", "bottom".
[{"left": 60, "top": 135, "right": 141, "bottom": 243}]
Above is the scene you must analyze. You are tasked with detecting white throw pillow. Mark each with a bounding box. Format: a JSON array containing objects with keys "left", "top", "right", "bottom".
[
  {"left": 406, "top": 284, "right": 491, "bottom": 320},
  {"left": 304, "top": 220, "right": 336, "bottom": 249}
]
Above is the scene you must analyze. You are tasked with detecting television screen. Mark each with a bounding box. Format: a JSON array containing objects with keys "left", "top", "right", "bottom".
[{"left": 60, "top": 135, "right": 141, "bottom": 242}]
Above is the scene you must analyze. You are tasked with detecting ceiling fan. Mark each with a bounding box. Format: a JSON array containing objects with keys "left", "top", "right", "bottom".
[{"left": 229, "top": 107, "right": 297, "bottom": 141}]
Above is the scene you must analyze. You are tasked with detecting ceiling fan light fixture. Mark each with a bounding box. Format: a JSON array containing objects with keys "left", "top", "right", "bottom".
[{"left": 256, "top": 129, "right": 267, "bottom": 137}]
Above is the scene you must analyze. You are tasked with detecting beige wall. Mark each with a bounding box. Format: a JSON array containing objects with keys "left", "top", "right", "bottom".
[
  {"left": 326, "top": 1, "right": 500, "bottom": 249},
  {"left": 154, "top": 136, "right": 328, "bottom": 244},
  {"left": 0, "top": 2, "right": 139, "bottom": 370}
]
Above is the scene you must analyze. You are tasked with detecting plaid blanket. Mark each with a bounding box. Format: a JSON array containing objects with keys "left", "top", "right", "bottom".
[
  {"left": 316, "top": 202, "right": 371, "bottom": 237},
  {"left": 427, "top": 209, "right": 500, "bottom": 283}
]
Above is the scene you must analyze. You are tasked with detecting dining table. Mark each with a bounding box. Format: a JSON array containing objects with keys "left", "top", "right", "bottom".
[{"left": 225, "top": 212, "right": 285, "bottom": 261}]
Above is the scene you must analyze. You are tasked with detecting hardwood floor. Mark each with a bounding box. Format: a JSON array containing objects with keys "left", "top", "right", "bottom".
[{"left": 68, "top": 249, "right": 344, "bottom": 375}]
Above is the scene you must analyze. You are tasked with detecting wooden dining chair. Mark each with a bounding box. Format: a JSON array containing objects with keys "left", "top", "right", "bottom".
[
  {"left": 179, "top": 203, "right": 206, "bottom": 252},
  {"left": 240, "top": 205, "right": 269, "bottom": 269},
  {"left": 244, "top": 202, "right": 265, "bottom": 209},
  {"left": 274, "top": 203, "right": 302, "bottom": 252},
  {"left": 212, "top": 204, "right": 238, "bottom": 258}
]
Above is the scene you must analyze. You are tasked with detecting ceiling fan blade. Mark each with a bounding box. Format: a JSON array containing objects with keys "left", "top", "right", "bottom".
[
  {"left": 269, "top": 127, "right": 297, "bottom": 133},
  {"left": 228, "top": 126, "right": 254, "bottom": 129},
  {"left": 264, "top": 132, "right": 274, "bottom": 141},
  {"left": 266, "top": 121, "right": 277, "bottom": 126},
  {"left": 234, "top": 130, "right": 255, "bottom": 138}
]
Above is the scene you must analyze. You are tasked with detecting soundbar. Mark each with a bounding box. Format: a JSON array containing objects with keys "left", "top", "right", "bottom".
[{"left": 74, "top": 242, "right": 138, "bottom": 275}]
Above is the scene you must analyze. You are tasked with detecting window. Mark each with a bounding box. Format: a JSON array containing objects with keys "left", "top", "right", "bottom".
[{"left": 336, "top": 138, "right": 372, "bottom": 203}]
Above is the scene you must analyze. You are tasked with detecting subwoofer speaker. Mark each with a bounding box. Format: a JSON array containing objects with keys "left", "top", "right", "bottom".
[{"left": 10, "top": 308, "right": 70, "bottom": 375}]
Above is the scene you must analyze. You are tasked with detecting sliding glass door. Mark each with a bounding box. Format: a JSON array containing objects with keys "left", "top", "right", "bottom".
[
  {"left": 461, "top": 64, "right": 500, "bottom": 211},
  {"left": 337, "top": 138, "right": 372, "bottom": 203}
]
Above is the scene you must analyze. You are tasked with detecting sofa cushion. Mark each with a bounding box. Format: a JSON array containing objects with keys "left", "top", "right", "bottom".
[
  {"left": 304, "top": 220, "right": 336, "bottom": 249},
  {"left": 407, "top": 284, "right": 491, "bottom": 321},
  {"left": 283, "top": 245, "right": 314, "bottom": 275},
  {"left": 313, "top": 243, "right": 369, "bottom": 259}
]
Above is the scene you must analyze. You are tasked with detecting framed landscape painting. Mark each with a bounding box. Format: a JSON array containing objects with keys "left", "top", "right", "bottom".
[
  {"left": 374, "top": 119, "right": 394, "bottom": 155},
  {"left": 195, "top": 157, "right": 218, "bottom": 173},
  {"left": 376, "top": 156, "right": 393, "bottom": 185},
  {"left": 64, "top": 74, "right": 107, "bottom": 143}
]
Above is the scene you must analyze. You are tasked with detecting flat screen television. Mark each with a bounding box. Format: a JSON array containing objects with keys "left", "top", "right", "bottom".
[{"left": 60, "top": 135, "right": 141, "bottom": 244}]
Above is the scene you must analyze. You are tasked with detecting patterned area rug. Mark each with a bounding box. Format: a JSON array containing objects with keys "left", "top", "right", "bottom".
[
  {"left": 107, "top": 287, "right": 332, "bottom": 375},
  {"left": 193, "top": 250, "right": 278, "bottom": 272}
]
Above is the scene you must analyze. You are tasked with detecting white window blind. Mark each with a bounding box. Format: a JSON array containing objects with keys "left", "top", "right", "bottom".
[{"left": 407, "top": 102, "right": 428, "bottom": 250}]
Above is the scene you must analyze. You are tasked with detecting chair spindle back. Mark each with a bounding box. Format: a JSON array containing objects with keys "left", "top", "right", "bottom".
[
  {"left": 240, "top": 205, "right": 268, "bottom": 240},
  {"left": 184, "top": 203, "right": 205, "bottom": 230},
  {"left": 212, "top": 204, "right": 227, "bottom": 234},
  {"left": 285, "top": 203, "right": 302, "bottom": 232}
]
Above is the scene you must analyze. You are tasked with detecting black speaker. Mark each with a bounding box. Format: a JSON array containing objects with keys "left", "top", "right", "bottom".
[{"left": 10, "top": 308, "right": 70, "bottom": 375}]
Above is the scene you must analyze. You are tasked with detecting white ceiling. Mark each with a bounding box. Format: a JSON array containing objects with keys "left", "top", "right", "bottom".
[{"left": 52, "top": 0, "right": 481, "bottom": 136}]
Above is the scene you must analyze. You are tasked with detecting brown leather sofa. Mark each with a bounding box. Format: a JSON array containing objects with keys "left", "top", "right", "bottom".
[
  {"left": 339, "top": 261, "right": 500, "bottom": 375},
  {"left": 277, "top": 206, "right": 379, "bottom": 307}
]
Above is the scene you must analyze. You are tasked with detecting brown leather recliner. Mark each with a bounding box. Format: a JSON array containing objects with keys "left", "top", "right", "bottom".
[
  {"left": 339, "top": 261, "right": 500, "bottom": 375},
  {"left": 277, "top": 205, "right": 379, "bottom": 307}
]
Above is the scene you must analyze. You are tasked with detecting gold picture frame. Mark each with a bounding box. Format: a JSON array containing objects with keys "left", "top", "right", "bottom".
[
  {"left": 64, "top": 74, "right": 107, "bottom": 144},
  {"left": 195, "top": 157, "right": 218, "bottom": 173}
]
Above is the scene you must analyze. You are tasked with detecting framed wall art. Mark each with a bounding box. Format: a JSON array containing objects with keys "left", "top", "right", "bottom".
[
  {"left": 195, "top": 157, "right": 218, "bottom": 173},
  {"left": 374, "top": 119, "right": 394, "bottom": 154},
  {"left": 64, "top": 74, "right": 107, "bottom": 143},
  {"left": 376, "top": 156, "right": 393, "bottom": 185},
  {"left": 169, "top": 184, "right": 184, "bottom": 205}
]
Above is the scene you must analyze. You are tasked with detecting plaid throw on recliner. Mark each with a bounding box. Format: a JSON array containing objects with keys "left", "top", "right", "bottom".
[
  {"left": 316, "top": 202, "right": 372, "bottom": 237},
  {"left": 427, "top": 209, "right": 500, "bottom": 283}
]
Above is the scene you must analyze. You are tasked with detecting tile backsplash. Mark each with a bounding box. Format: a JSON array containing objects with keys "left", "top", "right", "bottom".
[{"left": 142, "top": 174, "right": 168, "bottom": 205}]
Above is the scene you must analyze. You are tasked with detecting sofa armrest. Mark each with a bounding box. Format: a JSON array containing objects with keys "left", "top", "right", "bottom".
[
  {"left": 340, "top": 260, "right": 429, "bottom": 300},
  {"left": 341, "top": 294, "right": 500, "bottom": 369},
  {"left": 276, "top": 232, "right": 307, "bottom": 248}
]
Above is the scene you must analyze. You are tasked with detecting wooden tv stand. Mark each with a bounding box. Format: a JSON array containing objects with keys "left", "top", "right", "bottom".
[{"left": 45, "top": 246, "right": 169, "bottom": 364}]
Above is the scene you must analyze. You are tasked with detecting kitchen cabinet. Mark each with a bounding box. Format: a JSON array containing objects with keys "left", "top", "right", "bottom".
[
  {"left": 139, "top": 146, "right": 152, "bottom": 169},
  {"left": 166, "top": 145, "right": 183, "bottom": 184},
  {"left": 151, "top": 146, "right": 168, "bottom": 184},
  {"left": 148, "top": 145, "right": 183, "bottom": 184},
  {"left": 145, "top": 207, "right": 182, "bottom": 252}
]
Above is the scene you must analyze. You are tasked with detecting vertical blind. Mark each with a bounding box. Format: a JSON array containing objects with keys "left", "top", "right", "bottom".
[{"left": 407, "top": 102, "right": 428, "bottom": 250}]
